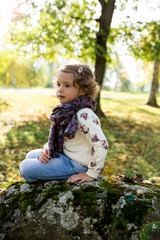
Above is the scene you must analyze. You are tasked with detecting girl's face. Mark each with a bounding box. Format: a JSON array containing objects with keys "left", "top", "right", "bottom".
[{"left": 56, "top": 71, "right": 85, "bottom": 104}]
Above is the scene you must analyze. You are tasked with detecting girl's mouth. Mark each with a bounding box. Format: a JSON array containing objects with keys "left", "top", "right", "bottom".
[{"left": 58, "top": 95, "right": 65, "bottom": 98}]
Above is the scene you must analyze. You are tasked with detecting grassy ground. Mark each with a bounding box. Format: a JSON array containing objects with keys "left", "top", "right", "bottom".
[{"left": 0, "top": 90, "right": 159, "bottom": 183}]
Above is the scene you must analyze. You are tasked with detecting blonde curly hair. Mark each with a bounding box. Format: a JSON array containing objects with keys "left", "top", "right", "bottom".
[{"left": 57, "top": 63, "right": 100, "bottom": 100}]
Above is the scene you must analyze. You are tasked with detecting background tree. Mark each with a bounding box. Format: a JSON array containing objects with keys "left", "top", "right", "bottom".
[
  {"left": 119, "top": 21, "right": 160, "bottom": 107},
  {"left": 6, "top": 0, "right": 147, "bottom": 113},
  {"left": 94, "top": 0, "right": 115, "bottom": 116},
  {"left": 0, "top": 49, "right": 49, "bottom": 87},
  {"left": 5, "top": 0, "right": 116, "bottom": 116},
  {"left": 6, "top": 0, "right": 98, "bottom": 61}
]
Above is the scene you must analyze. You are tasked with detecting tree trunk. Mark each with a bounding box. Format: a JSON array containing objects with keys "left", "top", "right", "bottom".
[
  {"left": 95, "top": 0, "right": 115, "bottom": 117},
  {"left": 146, "top": 59, "right": 159, "bottom": 107},
  {"left": 12, "top": 66, "right": 15, "bottom": 86}
]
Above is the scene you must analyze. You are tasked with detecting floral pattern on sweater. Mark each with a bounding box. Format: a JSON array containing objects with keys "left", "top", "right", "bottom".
[
  {"left": 92, "top": 116, "right": 100, "bottom": 125},
  {"left": 91, "top": 134, "right": 100, "bottom": 143},
  {"left": 91, "top": 147, "right": 95, "bottom": 156},
  {"left": 80, "top": 112, "right": 89, "bottom": 120},
  {"left": 78, "top": 109, "right": 108, "bottom": 178},
  {"left": 79, "top": 124, "right": 89, "bottom": 135},
  {"left": 101, "top": 139, "right": 108, "bottom": 150}
]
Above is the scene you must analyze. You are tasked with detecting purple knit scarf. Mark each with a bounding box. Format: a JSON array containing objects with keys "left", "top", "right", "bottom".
[{"left": 48, "top": 96, "right": 96, "bottom": 158}]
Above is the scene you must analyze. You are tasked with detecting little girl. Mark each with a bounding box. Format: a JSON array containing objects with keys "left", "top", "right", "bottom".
[{"left": 20, "top": 63, "right": 108, "bottom": 183}]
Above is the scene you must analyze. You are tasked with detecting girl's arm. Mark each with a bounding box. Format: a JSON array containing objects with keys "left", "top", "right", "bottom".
[
  {"left": 77, "top": 108, "right": 108, "bottom": 180},
  {"left": 39, "top": 148, "right": 50, "bottom": 163},
  {"left": 68, "top": 172, "right": 94, "bottom": 183}
]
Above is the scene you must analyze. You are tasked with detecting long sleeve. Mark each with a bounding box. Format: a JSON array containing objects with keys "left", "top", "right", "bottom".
[{"left": 77, "top": 108, "right": 108, "bottom": 179}]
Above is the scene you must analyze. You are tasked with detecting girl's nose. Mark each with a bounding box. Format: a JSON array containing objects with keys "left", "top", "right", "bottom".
[{"left": 58, "top": 85, "right": 64, "bottom": 92}]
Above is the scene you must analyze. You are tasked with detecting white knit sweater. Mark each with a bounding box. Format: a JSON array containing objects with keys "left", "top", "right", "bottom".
[{"left": 63, "top": 108, "right": 108, "bottom": 179}]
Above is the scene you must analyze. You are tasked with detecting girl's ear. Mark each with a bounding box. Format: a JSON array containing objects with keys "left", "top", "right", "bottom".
[{"left": 79, "top": 88, "right": 86, "bottom": 96}]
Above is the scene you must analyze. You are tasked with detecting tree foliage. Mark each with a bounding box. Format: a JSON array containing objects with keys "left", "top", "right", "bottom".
[
  {"left": 117, "top": 20, "right": 160, "bottom": 107},
  {"left": 120, "top": 21, "right": 160, "bottom": 61},
  {"left": 6, "top": 0, "right": 99, "bottom": 62},
  {"left": 0, "top": 49, "right": 49, "bottom": 87},
  {"left": 6, "top": 0, "right": 152, "bottom": 110},
  {"left": 5, "top": 0, "right": 117, "bottom": 115}
]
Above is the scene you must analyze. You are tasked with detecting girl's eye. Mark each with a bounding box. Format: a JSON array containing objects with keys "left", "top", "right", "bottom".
[
  {"left": 57, "top": 83, "right": 60, "bottom": 87},
  {"left": 66, "top": 84, "right": 70, "bottom": 88}
]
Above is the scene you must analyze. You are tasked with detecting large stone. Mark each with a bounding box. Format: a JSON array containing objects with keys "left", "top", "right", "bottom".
[{"left": 0, "top": 178, "right": 160, "bottom": 240}]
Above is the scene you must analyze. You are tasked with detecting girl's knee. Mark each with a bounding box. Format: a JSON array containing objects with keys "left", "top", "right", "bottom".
[
  {"left": 20, "top": 160, "right": 36, "bottom": 182},
  {"left": 26, "top": 149, "right": 42, "bottom": 159},
  {"left": 20, "top": 160, "right": 29, "bottom": 178},
  {"left": 20, "top": 160, "right": 26, "bottom": 174}
]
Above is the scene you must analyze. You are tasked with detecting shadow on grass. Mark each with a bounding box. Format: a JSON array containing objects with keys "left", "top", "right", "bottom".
[
  {"left": 1, "top": 112, "right": 159, "bottom": 182},
  {"left": 0, "top": 116, "right": 51, "bottom": 182},
  {"left": 108, "top": 99, "right": 160, "bottom": 117},
  {"left": 101, "top": 113, "right": 160, "bottom": 179}
]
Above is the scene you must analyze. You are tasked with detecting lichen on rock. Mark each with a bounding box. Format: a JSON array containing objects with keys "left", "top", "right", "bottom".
[{"left": 0, "top": 177, "right": 160, "bottom": 240}]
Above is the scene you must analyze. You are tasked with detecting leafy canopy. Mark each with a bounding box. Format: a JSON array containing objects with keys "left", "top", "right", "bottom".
[
  {"left": 6, "top": 0, "right": 100, "bottom": 62},
  {"left": 118, "top": 21, "right": 160, "bottom": 61}
]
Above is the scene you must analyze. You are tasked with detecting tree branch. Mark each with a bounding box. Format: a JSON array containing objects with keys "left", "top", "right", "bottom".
[{"left": 70, "top": 15, "right": 99, "bottom": 22}]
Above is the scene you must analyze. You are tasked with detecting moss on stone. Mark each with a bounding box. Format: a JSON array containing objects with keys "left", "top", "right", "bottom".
[
  {"left": 72, "top": 185, "right": 102, "bottom": 218},
  {"left": 123, "top": 200, "right": 152, "bottom": 225},
  {"left": 0, "top": 179, "right": 73, "bottom": 225},
  {"left": 1, "top": 179, "right": 160, "bottom": 240},
  {"left": 0, "top": 192, "right": 21, "bottom": 222},
  {"left": 100, "top": 181, "right": 124, "bottom": 203},
  {"left": 42, "top": 181, "right": 70, "bottom": 198},
  {"left": 38, "top": 181, "right": 70, "bottom": 206},
  {"left": 0, "top": 181, "right": 44, "bottom": 224},
  {"left": 9, "top": 181, "right": 25, "bottom": 189},
  {"left": 72, "top": 181, "right": 157, "bottom": 239},
  {"left": 145, "top": 192, "right": 160, "bottom": 202},
  {"left": 140, "top": 221, "right": 160, "bottom": 240}
]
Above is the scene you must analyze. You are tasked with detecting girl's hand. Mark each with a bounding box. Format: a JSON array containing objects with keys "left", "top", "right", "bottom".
[
  {"left": 67, "top": 172, "right": 94, "bottom": 183},
  {"left": 39, "top": 148, "right": 50, "bottom": 163}
]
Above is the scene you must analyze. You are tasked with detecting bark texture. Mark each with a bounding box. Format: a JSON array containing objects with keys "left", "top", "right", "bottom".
[
  {"left": 95, "top": 0, "right": 115, "bottom": 117},
  {"left": 146, "top": 59, "right": 159, "bottom": 107},
  {"left": 0, "top": 178, "right": 160, "bottom": 240}
]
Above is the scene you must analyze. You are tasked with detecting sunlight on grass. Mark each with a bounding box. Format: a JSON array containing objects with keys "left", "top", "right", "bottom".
[
  {"left": 0, "top": 91, "right": 159, "bottom": 183},
  {"left": 101, "top": 97, "right": 160, "bottom": 181},
  {"left": 101, "top": 98, "right": 160, "bottom": 124}
]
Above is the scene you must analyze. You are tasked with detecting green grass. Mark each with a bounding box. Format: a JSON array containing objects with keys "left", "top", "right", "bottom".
[
  {"left": 101, "top": 96, "right": 160, "bottom": 180},
  {"left": 0, "top": 91, "right": 159, "bottom": 183}
]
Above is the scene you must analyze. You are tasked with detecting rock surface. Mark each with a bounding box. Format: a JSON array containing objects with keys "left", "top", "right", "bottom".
[{"left": 0, "top": 178, "right": 160, "bottom": 240}]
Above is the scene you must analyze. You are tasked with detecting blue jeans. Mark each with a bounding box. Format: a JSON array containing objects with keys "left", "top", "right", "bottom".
[{"left": 20, "top": 149, "right": 88, "bottom": 182}]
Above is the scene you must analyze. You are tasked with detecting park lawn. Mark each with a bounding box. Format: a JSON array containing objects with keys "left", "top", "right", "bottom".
[
  {"left": 0, "top": 91, "right": 159, "bottom": 183},
  {"left": 101, "top": 97, "right": 160, "bottom": 181}
]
